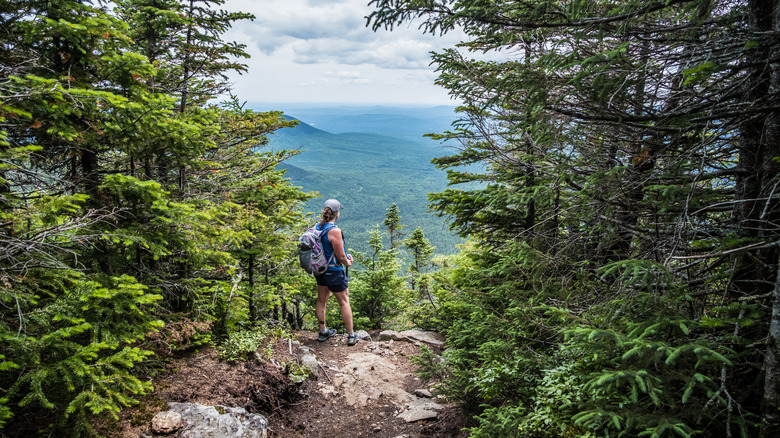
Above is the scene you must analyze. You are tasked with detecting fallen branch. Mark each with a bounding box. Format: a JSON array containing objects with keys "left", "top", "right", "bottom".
[{"left": 318, "top": 363, "right": 332, "bottom": 383}]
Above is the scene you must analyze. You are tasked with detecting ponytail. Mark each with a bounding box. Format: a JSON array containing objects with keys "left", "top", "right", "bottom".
[{"left": 319, "top": 207, "right": 337, "bottom": 227}]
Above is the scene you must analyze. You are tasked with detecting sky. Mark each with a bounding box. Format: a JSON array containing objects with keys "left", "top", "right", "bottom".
[{"left": 222, "top": 0, "right": 466, "bottom": 106}]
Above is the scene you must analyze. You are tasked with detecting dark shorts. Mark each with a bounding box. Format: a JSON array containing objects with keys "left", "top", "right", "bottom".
[{"left": 315, "top": 269, "right": 348, "bottom": 293}]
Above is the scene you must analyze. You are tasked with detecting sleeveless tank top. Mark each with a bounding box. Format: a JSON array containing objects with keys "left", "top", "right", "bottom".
[{"left": 315, "top": 222, "right": 344, "bottom": 272}]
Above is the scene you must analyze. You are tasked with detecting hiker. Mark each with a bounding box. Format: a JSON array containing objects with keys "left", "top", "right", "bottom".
[{"left": 314, "top": 199, "right": 358, "bottom": 346}]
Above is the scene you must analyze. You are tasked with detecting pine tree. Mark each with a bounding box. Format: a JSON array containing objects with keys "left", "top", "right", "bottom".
[{"left": 0, "top": 1, "right": 310, "bottom": 434}]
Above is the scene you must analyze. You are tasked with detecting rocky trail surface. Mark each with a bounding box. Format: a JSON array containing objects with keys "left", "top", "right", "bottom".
[{"left": 105, "top": 329, "right": 470, "bottom": 438}]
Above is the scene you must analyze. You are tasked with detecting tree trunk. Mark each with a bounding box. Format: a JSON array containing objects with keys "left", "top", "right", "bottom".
[
  {"left": 248, "top": 253, "right": 256, "bottom": 323},
  {"left": 81, "top": 148, "right": 99, "bottom": 199},
  {"left": 750, "top": 1, "right": 780, "bottom": 434},
  {"left": 761, "top": 245, "right": 780, "bottom": 437},
  {"left": 733, "top": 0, "right": 779, "bottom": 298},
  {"left": 294, "top": 299, "right": 303, "bottom": 329}
]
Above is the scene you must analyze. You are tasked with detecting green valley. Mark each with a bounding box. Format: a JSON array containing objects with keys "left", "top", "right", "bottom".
[{"left": 261, "top": 106, "right": 465, "bottom": 255}]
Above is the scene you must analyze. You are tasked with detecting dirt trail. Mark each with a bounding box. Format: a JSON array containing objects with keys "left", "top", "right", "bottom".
[
  {"left": 272, "top": 330, "right": 468, "bottom": 437},
  {"left": 106, "top": 329, "right": 469, "bottom": 438}
]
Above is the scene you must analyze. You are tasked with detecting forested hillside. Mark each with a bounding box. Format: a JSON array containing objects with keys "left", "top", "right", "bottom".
[{"left": 268, "top": 114, "right": 465, "bottom": 255}]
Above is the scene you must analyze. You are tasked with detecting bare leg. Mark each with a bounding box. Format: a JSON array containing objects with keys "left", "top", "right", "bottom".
[
  {"left": 316, "top": 285, "right": 331, "bottom": 331},
  {"left": 332, "top": 288, "right": 354, "bottom": 333}
]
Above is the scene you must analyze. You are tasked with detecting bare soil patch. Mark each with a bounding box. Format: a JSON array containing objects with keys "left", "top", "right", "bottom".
[{"left": 103, "top": 330, "right": 470, "bottom": 438}]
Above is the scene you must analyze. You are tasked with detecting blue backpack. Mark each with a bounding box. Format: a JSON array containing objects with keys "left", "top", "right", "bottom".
[{"left": 298, "top": 223, "right": 336, "bottom": 275}]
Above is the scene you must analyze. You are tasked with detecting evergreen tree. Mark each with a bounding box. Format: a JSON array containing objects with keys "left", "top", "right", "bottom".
[
  {"left": 0, "top": 2, "right": 175, "bottom": 433},
  {"left": 383, "top": 203, "right": 406, "bottom": 248},
  {"left": 350, "top": 226, "right": 405, "bottom": 328},
  {"left": 403, "top": 227, "right": 434, "bottom": 291},
  {"left": 0, "top": 1, "right": 309, "bottom": 434},
  {"left": 369, "top": 0, "right": 780, "bottom": 436}
]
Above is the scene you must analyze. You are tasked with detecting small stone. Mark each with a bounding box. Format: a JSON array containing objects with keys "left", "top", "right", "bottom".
[
  {"left": 319, "top": 385, "right": 338, "bottom": 396},
  {"left": 301, "top": 353, "right": 319, "bottom": 376},
  {"left": 397, "top": 398, "right": 443, "bottom": 423},
  {"left": 355, "top": 329, "right": 372, "bottom": 341},
  {"left": 151, "top": 410, "right": 183, "bottom": 434}
]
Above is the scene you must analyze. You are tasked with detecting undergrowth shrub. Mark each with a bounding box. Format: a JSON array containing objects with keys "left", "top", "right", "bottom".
[
  {"left": 146, "top": 318, "right": 212, "bottom": 353},
  {"left": 217, "top": 329, "right": 268, "bottom": 362}
]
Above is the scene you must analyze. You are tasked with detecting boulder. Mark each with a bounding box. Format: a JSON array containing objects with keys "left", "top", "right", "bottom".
[
  {"left": 301, "top": 352, "right": 319, "bottom": 376},
  {"left": 398, "top": 330, "right": 445, "bottom": 347},
  {"left": 153, "top": 402, "right": 268, "bottom": 438},
  {"left": 377, "top": 329, "right": 445, "bottom": 347},
  {"left": 355, "top": 329, "right": 372, "bottom": 341},
  {"left": 376, "top": 330, "right": 402, "bottom": 342},
  {"left": 396, "top": 398, "right": 443, "bottom": 423}
]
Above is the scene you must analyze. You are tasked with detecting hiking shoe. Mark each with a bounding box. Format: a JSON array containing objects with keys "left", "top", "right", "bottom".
[
  {"left": 317, "top": 328, "right": 337, "bottom": 342},
  {"left": 347, "top": 332, "right": 359, "bottom": 346}
]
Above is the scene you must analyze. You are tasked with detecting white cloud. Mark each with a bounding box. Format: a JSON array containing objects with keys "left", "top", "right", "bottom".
[
  {"left": 300, "top": 70, "right": 371, "bottom": 87},
  {"left": 222, "top": 0, "right": 466, "bottom": 104}
]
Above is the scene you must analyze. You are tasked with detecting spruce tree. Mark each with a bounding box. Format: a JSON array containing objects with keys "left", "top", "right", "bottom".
[
  {"left": 403, "top": 227, "right": 434, "bottom": 291},
  {"left": 350, "top": 226, "right": 405, "bottom": 328},
  {"left": 0, "top": 1, "right": 310, "bottom": 434},
  {"left": 383, "top": 203, "right": 406, "bottom": 248}
]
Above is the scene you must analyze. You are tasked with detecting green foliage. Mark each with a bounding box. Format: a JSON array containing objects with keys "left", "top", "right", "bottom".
[
  {"left": 383, "top": 203, "right": 406, "bottom": 248},
  {"left": 410, "top": 344, "right": 449, "bottom": 383},
  {"left": 0, "top": 0, "right": 309, "bottom": 434},
  {"left": 367, "top": 0, "right": 780, "bottom": 435},
  {"left": 1, "top": 273, "right": 161, "bottom": 435},
  {"left": 404, "top": 227, "right": 435, "bottom": 279},
  {"left": 349, "top": 226, "right": 406, "bottom": 328},
  {"left": 217, "top": 329, "right": 268, "bottom": 363},
  {"left": 284, "top": 361, "right": 313, "bottom": 384}
]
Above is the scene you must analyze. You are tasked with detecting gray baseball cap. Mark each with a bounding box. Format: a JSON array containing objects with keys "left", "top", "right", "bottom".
[{"left": 324, "top": 199, "right": 343, "bottom": 212}]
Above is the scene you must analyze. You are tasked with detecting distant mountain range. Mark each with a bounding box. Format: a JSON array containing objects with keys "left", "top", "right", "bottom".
[{"left": 253, "top": 104, "right": 464, "bottom": 255}]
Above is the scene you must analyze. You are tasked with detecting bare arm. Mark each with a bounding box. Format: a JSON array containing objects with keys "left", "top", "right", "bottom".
[{"left": 328, "top": 228, "right": 352, "bottom": 267}]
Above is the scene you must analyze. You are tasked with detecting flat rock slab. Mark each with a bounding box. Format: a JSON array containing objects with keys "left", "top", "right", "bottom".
[
  {"left": 154, "top": 402, "right": 268, "bottom": 438},
  {"left": 337, "top": 352, "right": 416, "bottom": 407},
  {"left": 397, "top": 398, "right": 444, "bottom": 423},
  {"left": 413, "top": 388, "right": 432, "bottom": 398},
  {"left": 377, "top": 330, "right": 445, "bottom": 347}
]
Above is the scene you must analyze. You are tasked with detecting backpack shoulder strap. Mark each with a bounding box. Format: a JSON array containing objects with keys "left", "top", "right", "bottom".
[{"left": 319, "top": 223, "right": 336, "bottom": 237}]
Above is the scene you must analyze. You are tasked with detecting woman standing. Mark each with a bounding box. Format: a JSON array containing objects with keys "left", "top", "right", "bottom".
[{"left": 314, "top": 199, "right": 358, "bottom": 346}]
